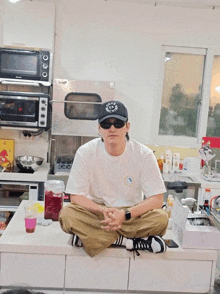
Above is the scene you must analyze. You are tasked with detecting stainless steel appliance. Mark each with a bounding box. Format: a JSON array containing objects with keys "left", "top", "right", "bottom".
[
  {"left": 0, "top": 47, "right": 52, "bottom": 86},
  {"left": 0, "top": 91, "right": 49, "bottom": 129},
  {"left": 0, "top": 179, "right": 44, "bottom": 210},
  {"left": 0, "top": 178, "right": 44, "bottom": 235},
  {"left": 51, "top": 79, "right": 115, "bottom": 137},
  {"left": 16, "top": 155, "right": 44, "bottom": 172},
  {"left": 163, "top": 173, "right": 201, "bottom": 210}
]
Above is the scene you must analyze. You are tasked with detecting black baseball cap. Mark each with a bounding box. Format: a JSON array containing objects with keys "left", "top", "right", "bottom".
[{"left": 98, "top": 101, "right": 128, "bottom": 123}]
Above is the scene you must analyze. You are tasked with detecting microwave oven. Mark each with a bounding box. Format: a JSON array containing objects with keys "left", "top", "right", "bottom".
[
  {"left": 0, "top": 91, "right": 49, "bottom": 129},
  {"left": 0, "top": 48, "right": 52, "bottom": 86}
]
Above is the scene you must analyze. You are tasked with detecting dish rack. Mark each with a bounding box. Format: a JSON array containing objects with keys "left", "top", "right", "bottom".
[{"left": 54, "top": 155, "right": 74, "bottom": 174}]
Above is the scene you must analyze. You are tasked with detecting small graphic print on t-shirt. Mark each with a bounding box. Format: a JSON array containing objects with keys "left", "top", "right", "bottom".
[{"left": 124, "top": 176, "right": 133, "bottom": 187}]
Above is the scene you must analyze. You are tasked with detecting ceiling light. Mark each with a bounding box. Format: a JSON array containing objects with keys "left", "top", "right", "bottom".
[
  {"left": 9, "top": 0, "right": 21, "bottom": 3},
  {"left": 215, "top": 86, "right": 220, "bottom": 93}
]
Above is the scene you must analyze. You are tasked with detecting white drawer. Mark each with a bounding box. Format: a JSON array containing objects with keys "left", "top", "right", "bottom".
[
  {"left": 0, "top": 253, "right": 65, "bottom": 288},
  {"left": 65, "top": 256, "right": 129, "bottom": 290},
  {"left": 128, "top": 258, "right": 213, "bottom": 293}
]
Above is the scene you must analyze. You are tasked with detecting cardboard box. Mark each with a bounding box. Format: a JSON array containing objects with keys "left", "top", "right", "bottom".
[
  {"left": 0, "top": 211, "right": 11, "bottom": 231},
  {"left": 171, "top": 198, "right": 220, "bottom": 250},
  {"left": 0, "top": 139, "right": 14, "bottom": 171}
]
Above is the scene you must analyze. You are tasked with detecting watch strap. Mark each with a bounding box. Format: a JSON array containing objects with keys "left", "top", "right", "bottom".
[{"left": 125, "top": 210, "right": 131, "bottom": 220}]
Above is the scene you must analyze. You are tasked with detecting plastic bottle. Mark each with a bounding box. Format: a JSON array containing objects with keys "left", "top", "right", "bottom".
[
  {"left": 166, "top": 195, "right": 174, "bottom": 218},
  {"left": 44, "top": 180, "right": 65, "bottom": 221},
  {"left": 157, "top": 153, "right": 165, "bottom": 172},
  {"left": 203, "top": 188, "right": 212, "bottom": 214}
]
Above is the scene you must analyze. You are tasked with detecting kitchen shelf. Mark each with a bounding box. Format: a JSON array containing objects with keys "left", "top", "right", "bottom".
[{"left": 0, "top": 206, "right": 18, "bottom": 212}]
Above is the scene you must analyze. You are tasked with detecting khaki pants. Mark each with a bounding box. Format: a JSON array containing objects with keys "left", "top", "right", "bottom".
[{"left": 59, "top": 203, "right": 169, "bottom": 257}]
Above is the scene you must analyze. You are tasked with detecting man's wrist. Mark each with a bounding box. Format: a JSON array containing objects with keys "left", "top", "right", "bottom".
[
  {"left": 120, "top": 209, "right": 126, "bottom": 220},
  {"left": 98, "top": 206, "right": 105, "bottom": 214}
]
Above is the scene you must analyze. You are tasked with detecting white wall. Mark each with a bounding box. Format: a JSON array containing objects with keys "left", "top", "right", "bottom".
[
  {"left": 2, "top": 0, "right": 55, "bottom": 49},
  {"left": 53, "top": 0, "right": 220, "bottom": 145},
  {"left": 1, "top": 0, "right": 220, "bottom": 147}
]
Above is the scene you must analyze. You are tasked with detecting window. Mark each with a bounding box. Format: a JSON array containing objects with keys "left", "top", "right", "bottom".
[
  {"left": 64, "top": 93, "right": 101, "bottom": 120},
  {"left": 159, "top": 52, "right": 205, "bottom": 137},
  {"left": 152, "top": 46, "right": 216, "bottom": 148},
  {"left": 206, "top": 55, "right": 220, "bottom": 137}
]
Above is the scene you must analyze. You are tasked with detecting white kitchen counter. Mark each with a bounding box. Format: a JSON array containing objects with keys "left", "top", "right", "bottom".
[
  {"left": 194, "top": 173, "right": 220, "bottom": 189},
  {"left": 0, "top": 162, "right": 50, "bottom": 182},
  {"left": 0, "top": 200, "right": 218, "bottom": 293},
  {"left": 163, "top": 170, "right": 220, "bottom": 189}
]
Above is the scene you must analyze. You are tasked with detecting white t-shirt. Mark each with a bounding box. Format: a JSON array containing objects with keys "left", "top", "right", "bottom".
[{"left": 66, "top": 138, "right": 166, "bottom": 207}]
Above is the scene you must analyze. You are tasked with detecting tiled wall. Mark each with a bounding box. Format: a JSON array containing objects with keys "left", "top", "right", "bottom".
[{"left": 147, "top": 145, "right": 199, "bottom": 160}]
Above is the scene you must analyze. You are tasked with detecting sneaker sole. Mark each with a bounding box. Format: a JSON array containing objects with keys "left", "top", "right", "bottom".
[{"left": 154, "top": 235, "right": 167, "bottom": 253}]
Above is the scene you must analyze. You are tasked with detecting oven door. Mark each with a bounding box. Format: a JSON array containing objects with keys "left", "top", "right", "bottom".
[
  {"left": 51, "top": 79, "right": 115, "bottom": 136},
  {"left": 0, "top": 91, "right": 49, "bottom": 129}
]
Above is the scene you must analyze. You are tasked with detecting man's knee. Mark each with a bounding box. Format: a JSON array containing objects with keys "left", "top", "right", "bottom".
[
  {"left": 154, "top": 209, "right": 169, "bottom": 234},
  {"left": 59, "top": 205, "right": 75, "bottom": 234}
]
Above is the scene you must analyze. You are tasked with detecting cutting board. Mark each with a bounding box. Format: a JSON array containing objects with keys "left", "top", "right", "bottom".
[{"left": 0, "top": 139, "right": 14, "bottom": 171}]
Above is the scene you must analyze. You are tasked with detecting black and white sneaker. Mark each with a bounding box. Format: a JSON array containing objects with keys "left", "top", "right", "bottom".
[
  {"left": 71, "top": 234, "right": 83, "bottom": 247},
  {"left": 126, "top": 236, "right": 167, "bottom": 256},
  {"left": 111, "top": 235, "right": 125, "bottom": 247}
]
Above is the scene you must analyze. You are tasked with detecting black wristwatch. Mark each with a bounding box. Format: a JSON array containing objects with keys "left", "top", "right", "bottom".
[{"left": 125, "top": 210, "right": 131, "bottom": 220}]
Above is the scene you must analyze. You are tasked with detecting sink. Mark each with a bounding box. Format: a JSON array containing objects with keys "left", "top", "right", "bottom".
[{"left": 162, "top": 173, "right": 199, "bottom": 184}]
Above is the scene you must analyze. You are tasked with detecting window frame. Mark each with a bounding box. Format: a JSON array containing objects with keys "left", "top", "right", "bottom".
[{"left": 151, "top": 46, "right": 218, "bottom": 149}]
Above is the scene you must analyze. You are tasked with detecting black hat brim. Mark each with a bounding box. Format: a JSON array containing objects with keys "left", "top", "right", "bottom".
[{"left": 99, "top": 114, "right": 128, "bottom": 123}]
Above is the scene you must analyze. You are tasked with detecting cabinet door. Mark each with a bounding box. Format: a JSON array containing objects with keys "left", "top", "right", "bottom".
[
  {"left": 128, "top": 259, "right": 213, "bottom": 293},
  {"left": 0, "top": 253, "right": 65, "bottom": 288},
  {"left": 65, "top": 256, "right": 129, "bottom": 290},
  {"left": 3, "top": 1, "right": 55, "bottom": 50}
]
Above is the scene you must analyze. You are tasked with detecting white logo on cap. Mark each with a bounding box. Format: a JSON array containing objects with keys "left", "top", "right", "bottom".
[{"left": 105, "top": 102, "right": 118, "bottom": 113}]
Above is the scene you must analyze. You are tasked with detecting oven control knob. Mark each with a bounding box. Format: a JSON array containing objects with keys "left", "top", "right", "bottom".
[
  {"left": 42, "top": 63, "right": 48, "bottom": 69},
  {"left": 43, "top": 55, "right": 49, "bottom": 61},
  {"left": 41, "top": 107, "right": 46, "bottom": 111},
  {"left": 41, "top": 114, "right": 45, "bottom": 118},
  {"left": 40, "top": 121, "right": 45, "bottom": 125},
  {"left": 42, "top": 72, "right": 48, "bottom": 78},
  {"left": 41, "top": 100, "right": 46, "bottom": 104}
]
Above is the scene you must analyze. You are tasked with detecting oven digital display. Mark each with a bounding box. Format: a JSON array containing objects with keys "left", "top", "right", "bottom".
[{"left": 1, "top": 53, "right": 38, "bottom": 76}]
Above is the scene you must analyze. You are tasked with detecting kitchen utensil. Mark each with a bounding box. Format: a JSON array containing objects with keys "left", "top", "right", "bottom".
[
  {"left": 16, "top": 155, "right": 44, "bottom": 172},
  {"left": 181, "top": 197, "right": 197, "bottom": 212}
]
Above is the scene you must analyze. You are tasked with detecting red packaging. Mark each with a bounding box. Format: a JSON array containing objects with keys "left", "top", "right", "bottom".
[{"left": 44, "top": 191, "right": 63, "bottom": 221}]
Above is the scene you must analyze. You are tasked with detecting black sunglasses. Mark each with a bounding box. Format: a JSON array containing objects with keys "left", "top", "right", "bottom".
[{"left": 100, "top": 119, "right": 126, "bottom": 129}]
